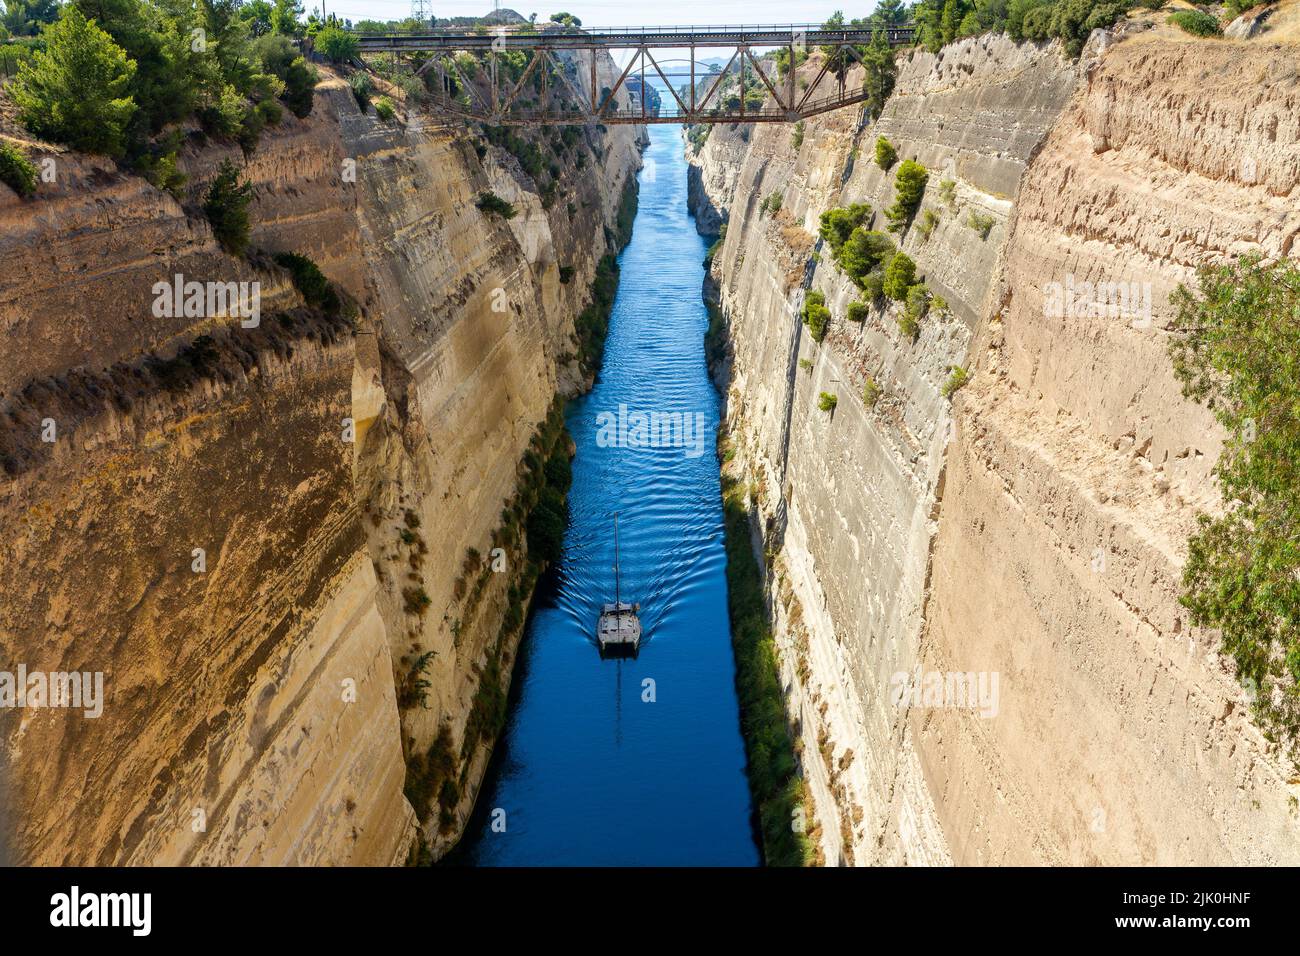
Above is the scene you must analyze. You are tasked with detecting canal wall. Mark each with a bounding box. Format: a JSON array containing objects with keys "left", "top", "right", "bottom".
[
  {"left": 695, "top": 19, "right": 1300, "bottom": 864},
  {"left": 0, "top": 55, "right": 644, "bottom": 865}
]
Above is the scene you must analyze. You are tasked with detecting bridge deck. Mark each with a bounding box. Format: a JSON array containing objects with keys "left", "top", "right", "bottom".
[
  {"left": 351, "top": 22, "right": 916, "bottom": 126},
  {"left": 354, "top": 24, "right": 914, "bottom": 51}
]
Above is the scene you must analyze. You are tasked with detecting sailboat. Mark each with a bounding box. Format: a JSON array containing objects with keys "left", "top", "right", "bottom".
[{"left": 596, "top": 513, "right": 641, "bottom": 656}]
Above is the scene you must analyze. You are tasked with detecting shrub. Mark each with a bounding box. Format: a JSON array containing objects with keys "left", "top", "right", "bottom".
[
  {"left": 256, "top": 98, "right": 284, "bottom": 127},
  {"left": 203, "top": 160, "right": 254, "bottom": 256},
  {"left": 802, "top": 290, "right": 831, "bottom": 343},
  {"left": 862, "top": 377, "right": 881, "bottom": 409},
  {"left": 719, "top": 445, "right": 813, "bottom": 866},
  {"left": 317, "top": 25, "right": 359, "bottom": 63},
  {"left": 373, "top": 95, "right": 397, "bottom": 121},
  {"left": 942, "top": 365, "right": 970, "bottom": 398},
  {"left": 817, "top": 392, "right": 838, "bottom": 412},
  {"left": 0, "top": 141, "right": 38, "bottom": 197},
  {"left": 905, "top": 283, "right": 930, "bottom": 323},
  {"left": 274, "top": 252, "right": 340, "bottom": 313},
  {"left": 1168, "top": 255, "right": 1300, "bottom": 756},
  {"left": 402, "top": 586, "right": 432, "bottom": 615},
  {"left": 791, "top": 121, "right": 805, "bottom": 150},
  {"left": 860, "top": 270, "right": 886, "bottom": 302},
  {"left": 476, "top": 191, "right": 517, "bottom": 219},
  {"left": 799, "top": 358, "right": 813, "bottom": 372},
  {"left": 886, "top": 159, "right": 928, "bottom": 232},
  {"left": 840, "top": 228, "right": 895, "bottom": 287},
  {"left": 525, "top": 486, "right": 567, "bottom": 564},
  {"left": 10, "top": 7, "right": 137, "bottom": 157},
  {"left": 818, "top": 203, "right": 872, "bottom": 259},
  {"left": 917, "top": 208, "right": 940, "bottom": 241},
  {"left": 938, "top": 177, "right": 957, "bottom": 209},
  {"left": 883, "top": 252, "right": 917, "bottom": 301},
  {"left": 846, "top": 300, "right": 870, "bottom": 323},
  {"left": 967, "top": 209, "right": 995, "bottom": 239},
  {"left": 898, "top": 312, "right": 919, "bottom": 340},
  {"left": 1168, "top": 10, "right": 1221, "bottom": 36},
  {"left": 760, "top": 190, "right": 784, "bottom": 217},
  {"left": 283, "top": 59, "right": 317, "bottom": 118},
  {"left": 874, "top": 135, "right": 896, "bottom": 170},
  {"left": 349, "top": 72, "right": 372, "bottom": 110}
]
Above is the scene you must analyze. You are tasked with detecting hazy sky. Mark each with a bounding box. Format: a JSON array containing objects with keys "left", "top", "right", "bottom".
[{"left": 322, "top": 1, "right": 873, "bottom": 28}]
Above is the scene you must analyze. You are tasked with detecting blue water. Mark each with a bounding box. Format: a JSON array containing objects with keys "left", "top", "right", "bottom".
[{"left": 455, "top": 126, "right": 759, "bottom": 866}]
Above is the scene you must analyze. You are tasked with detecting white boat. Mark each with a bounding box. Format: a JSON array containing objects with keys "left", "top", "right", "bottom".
[{"left": 597, "top": 513, "right": 641, "bottom": 656}]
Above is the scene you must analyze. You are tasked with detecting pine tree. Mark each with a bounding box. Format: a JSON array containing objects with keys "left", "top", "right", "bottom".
[{"left": 10, "top": 6, "right": 137, "bottom": 156}]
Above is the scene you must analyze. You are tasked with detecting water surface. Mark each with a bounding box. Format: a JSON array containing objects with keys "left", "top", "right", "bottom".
[{"left": 455, "top": 125, "right": 758, "bottom": 866}]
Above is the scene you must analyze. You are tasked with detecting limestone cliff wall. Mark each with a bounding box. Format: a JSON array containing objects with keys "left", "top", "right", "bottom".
[
  {"left": 0, "top": 54, "right": 642, "bottom": 865},
  {"left": 697, "top": 24, "right": 1300, "bottom": 865}
]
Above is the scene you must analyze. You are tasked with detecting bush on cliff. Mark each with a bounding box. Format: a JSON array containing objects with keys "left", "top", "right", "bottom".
[
  {"left": 802, "top": 291, "right": 831, "bottom": 343},
  {"left": 0, "top": 141, "right": 38, "bottom": 197},
  {"left": 203, "top": 159, "right": 254, "bottom": 256},
  {"left": 839, "top": 228, "right": 895, "bottom": 288},
  {"left": 1169, "top": 255, "right": 1300, "bottom": 759},
  {"left": 9, "top": 6, "right": 136, "bottom": 156},
  {"left": 475, "top": 191, "right": 517, "bottom": 219},
  {"left": 720, "top": 460, "right": 814, "bottom": 866},
  {"left": 818, "top": 203, "right": 872, "bottom": 260},
  {"left": 315, "top": 24, "right": 358, "bottom": 63},
  {"left": 1168, "top": 9, "right": 1221, "bottom": 36},
  {"left": 915, "top": 0, "right": 1133, "bottom": 57},
  {"left": 886, "top": 159, "right": 928, "bottom": 233},
  {"left": 883, "top": 251, "right": 917, "bottom": 301},
  {"left": 874, "top": 135, "right": 896, "bottom": 171}
]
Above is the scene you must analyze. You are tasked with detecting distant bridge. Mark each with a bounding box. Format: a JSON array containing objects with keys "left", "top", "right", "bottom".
[{"left": 352, "top": 23, "right": 916, "bottom": 126}]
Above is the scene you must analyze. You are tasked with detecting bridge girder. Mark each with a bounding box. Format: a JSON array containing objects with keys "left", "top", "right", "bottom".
[{"left": 352, "top": 23, "right": 913, "bottom": 126}]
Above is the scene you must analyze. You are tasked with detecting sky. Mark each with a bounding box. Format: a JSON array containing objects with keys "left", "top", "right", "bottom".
[{"left": 321, "top": 1, "right": 876, "bottom": 29}]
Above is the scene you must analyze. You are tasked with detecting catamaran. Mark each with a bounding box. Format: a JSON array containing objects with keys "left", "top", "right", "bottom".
[{"left": 596, "top": 513, "right": 641, "bottom": 656}]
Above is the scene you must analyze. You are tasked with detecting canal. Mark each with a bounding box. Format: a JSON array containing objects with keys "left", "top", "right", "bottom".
[{"left": 453, "top": 125, "right": 760, "bottom": 866}]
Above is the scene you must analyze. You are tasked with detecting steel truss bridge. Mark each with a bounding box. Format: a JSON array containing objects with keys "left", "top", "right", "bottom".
[{"left": 352, "top": 23, "right": 916, "bottom": 126}]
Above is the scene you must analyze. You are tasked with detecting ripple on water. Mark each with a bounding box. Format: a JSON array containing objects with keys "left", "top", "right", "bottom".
[{"left": 454, "top": 126, "right": 759, "bottom": 867}]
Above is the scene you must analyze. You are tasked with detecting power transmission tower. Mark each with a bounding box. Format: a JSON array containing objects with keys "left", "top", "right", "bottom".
[{"left": 411, "top": 0, "right": 431, "bottom": 26}]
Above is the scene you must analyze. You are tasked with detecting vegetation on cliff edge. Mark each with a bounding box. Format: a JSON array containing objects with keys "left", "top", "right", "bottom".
[
  {"left": 1169, "top": 255, "right": 1300, "bottom": 763},
  {"left": 719, "top": 450, "right": 815, "bottom": 866}
]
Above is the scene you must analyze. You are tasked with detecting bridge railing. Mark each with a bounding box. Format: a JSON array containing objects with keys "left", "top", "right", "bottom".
[{"left": 353, "top": 22, "right": 910, "bottom": 35}]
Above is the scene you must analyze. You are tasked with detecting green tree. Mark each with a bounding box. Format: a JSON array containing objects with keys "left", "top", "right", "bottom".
[
  {"left": 0, "top": 140, "right": 39, "bottom": 196},
  {"left": 861, "top": 28, "right": 896, "bottom": 119},
  {"left": 202, "top": 158, "right": 254, "bottom": 255},
  {"left": 11, "top": 6, "right": 138, "bottom": 156},
  {"left": 886, "top": 159, "right": 929, "bottom": 232},
  {"left": 882, "top": 251, "right": 916, "bottom": 300},
  {"left": 239, "top": 0, "right": 274, "bottom": 36},
  {"left": 1168, "top": 256, "right": 1300, "bottom": 754},
  {"left": 839, "top": 228, "right": 895, "bottom": 286},
  {"left": 874, "top": 135, "right": 896, "bottom": 170},
  {"left": 270, "top": 0, "right": 303, "bottom": 37},
  {"left": 1, "top": 0, "right": 61, "bottom": 36},
  {"left": 315, "top": 24, "right": 356, "bottom": 62},
  {"left": 818, "top": 203, "right": 872, "bottom": 259},
  {"left": 802, "top": 290, "right": 831, "bottom": 342}
]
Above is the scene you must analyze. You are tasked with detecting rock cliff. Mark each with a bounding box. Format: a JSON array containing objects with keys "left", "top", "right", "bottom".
[
  {"left": 695, "top": 22, "right": 1300, "bottom": 864},
  {"left": 0, "top": 54, "right": 643, "bottom": 865}
]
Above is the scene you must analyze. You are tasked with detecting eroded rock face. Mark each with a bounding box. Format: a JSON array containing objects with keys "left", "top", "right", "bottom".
[
  {"left": 922, "top": 36, "right": 1300, "bottom": 865},
  {"left": 0, "top": 61, "right": 643, "bottom": 865},
  {"left": 699, "top": 30, "right": 1300, "bottom": 865}
]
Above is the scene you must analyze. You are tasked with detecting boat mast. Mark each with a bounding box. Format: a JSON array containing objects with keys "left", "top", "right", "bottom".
[{"left": 613, "top": 512, "right": 621, "bottom": 607}]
